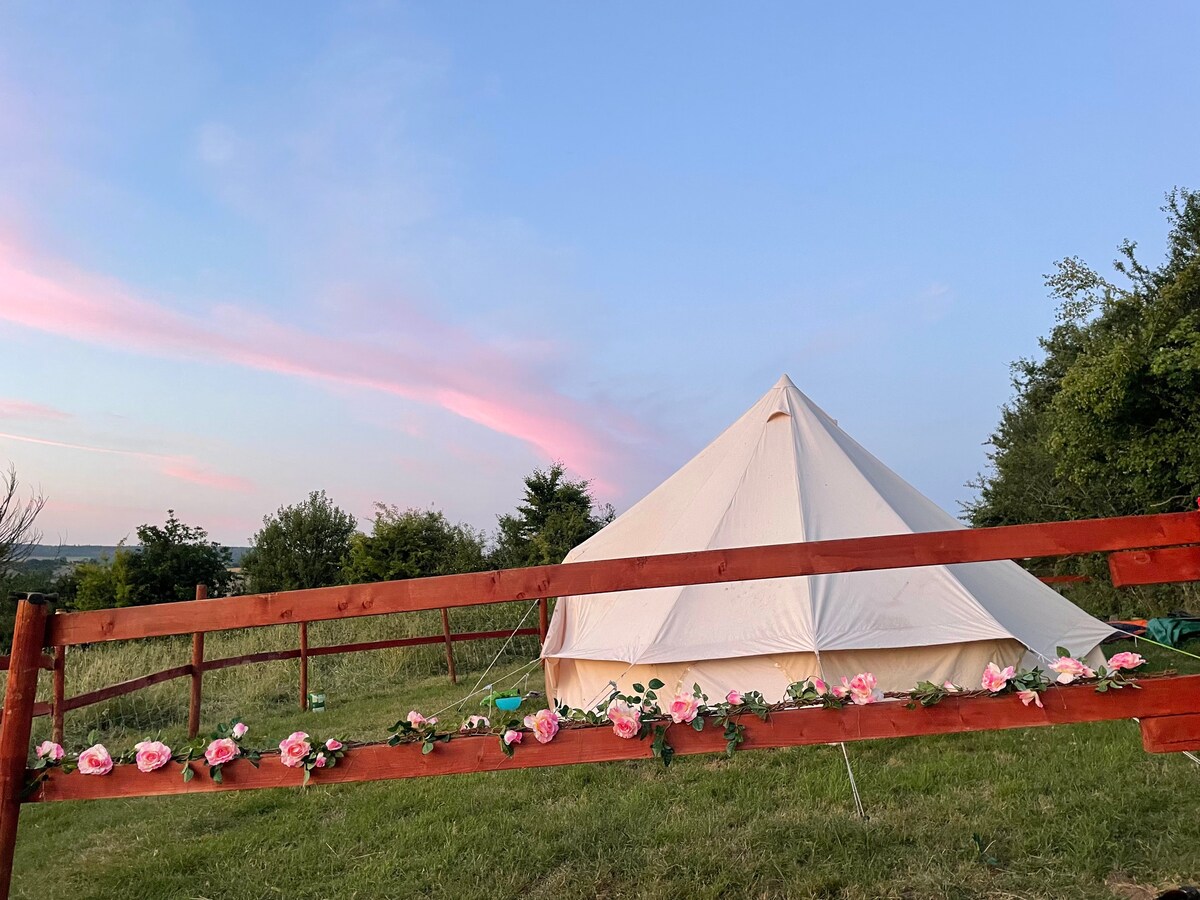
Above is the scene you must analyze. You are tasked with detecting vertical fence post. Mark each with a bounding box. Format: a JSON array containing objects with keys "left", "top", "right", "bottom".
[
  {"left": 51, "top": 644, "right": 65, "bottom": 746},
  {"left": 440, "top": 609, "right": 456, "bottom": 684},
  {"left": 538, "top": 598, "right": 549, "bottom": 676},
  {"left": 298, "top": 622, "right": 309, "bottom": 711},
  {"left": 0, "top": 594, "right": 51, "bottom": 899},
  {"left": 187, "top": 584, "right": 207, "bottom": 739}
]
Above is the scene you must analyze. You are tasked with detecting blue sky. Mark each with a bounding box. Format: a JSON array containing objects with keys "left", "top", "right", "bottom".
[{"left": 1, "top": 2, "right": 1198, "bottom": 546}]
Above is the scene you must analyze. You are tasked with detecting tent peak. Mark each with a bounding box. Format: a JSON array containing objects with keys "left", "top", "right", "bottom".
[{"left": 773, "top": 374, "right": 797, "bottom": 389}]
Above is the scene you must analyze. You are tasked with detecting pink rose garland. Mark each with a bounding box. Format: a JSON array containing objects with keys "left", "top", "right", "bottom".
[
  {"left": 522, "top": 708, "right": 560, "bottom": 744},
  {"left": 1107, "top": 651, "right": 1145, "bottom": 671},
  {"left": 667, "top": 694, "right": 700, "bottom": 724},
  {"left": 36, "top": 740, "right": 64, "bottom": 762},
  {"left": 981, "top": 662, "right": 1016, "bottom": 693},
  {"left": 279, "top": 731, "right": 312, "bottom": 768},
  {"left": 77, "top": 744, "right": 113, "bottom": 776},
  {"left": 606, "top": 699, "right": 641, "bottom": 739},
  {"left": 1049, "top": 657, "right": 1094, "bottom": 685},
  {"left": 134, "top": 740, "right": 172, "bottom": 773}
]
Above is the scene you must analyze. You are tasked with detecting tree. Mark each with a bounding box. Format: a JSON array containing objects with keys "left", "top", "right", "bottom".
[
  {"left": 967, "top": 188, "right": 1200, "bottom": 527},
  {"left": 343, "top": 505, "right": 487, "bottom": 583},
  {"left": 124, "top": 510, "right": 233, "bottom": 603},
  {"left": 966, "top": 189, "right": 1200, "bottom": 617},
  {"left": 240, "top": 491, "right": 356, "bottom": 593},
  {"left": 0, "top": 464, "right": 46, "bottom": 583},
  {"left": 492, "top": 463, "right": 614, "bottom": 568},
  {"left": 71, "top": 545, "right": 137, "bottom": 611}
]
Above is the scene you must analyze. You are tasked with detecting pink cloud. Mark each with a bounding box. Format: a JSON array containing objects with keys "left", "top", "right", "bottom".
[
  {"left": 0, "top": 429, "right": 255, "bottom": 494},
  {"left": 0, "top": 398, "right": 71, "bottom": 420},
  {"left": 0, "top": 239, "right": 650, "bottom": 490}
]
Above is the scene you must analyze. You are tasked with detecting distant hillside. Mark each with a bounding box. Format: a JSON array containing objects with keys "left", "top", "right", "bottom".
[{"left": 24, "top": 545, "right": 252, "bottom": 565}]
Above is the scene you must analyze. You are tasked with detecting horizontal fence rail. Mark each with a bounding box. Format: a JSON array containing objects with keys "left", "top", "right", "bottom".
[
  {"left": 26, "top": 674, "right": 1200, "bottom": 804},
  {"left": 45, "top": 512, "right": 1200, "bottom": 646}
]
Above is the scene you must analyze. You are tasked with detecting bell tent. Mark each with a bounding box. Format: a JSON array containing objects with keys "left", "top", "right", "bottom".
[{"left": 541, "top": 375, "right": 1116, "bottom": 710}]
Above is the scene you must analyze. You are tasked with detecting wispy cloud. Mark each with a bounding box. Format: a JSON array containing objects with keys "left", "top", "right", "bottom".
[
  {"left": 0, "top": 239, "right": 649, "bottom": 486},
  {"left": 0, "top": 398, "right": 71, "bottom": 420},
  {"left": 0, "top": 429, "right": 255, "bottom": 493}
]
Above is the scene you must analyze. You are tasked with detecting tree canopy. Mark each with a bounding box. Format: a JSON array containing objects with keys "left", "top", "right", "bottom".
[
  {"left": 68, "top": 511, "right": 233, "bottom": 610},
  {"left": 344, "top": 505, "right": 488, "bottom": 583},
  {"left": 492, "top": 463, "right": 614, "bottom": 568},
  {"left": 967, "top": 188, "right": 1200, "bottom": 529},
  {"left": 240, "top": 491, "right": 356, "bottom": 593}
]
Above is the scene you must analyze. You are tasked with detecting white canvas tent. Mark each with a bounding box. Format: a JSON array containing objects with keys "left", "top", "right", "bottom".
[{"left": 542, "top": 376, "right": 1116, "bottom": 710}]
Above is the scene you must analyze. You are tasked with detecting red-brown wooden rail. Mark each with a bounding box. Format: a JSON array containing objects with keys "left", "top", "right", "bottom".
[
  {"left": 43, "top": 511, "right": 1200, "bottom": 646},
  {"left": 25, "top": 674, "right": 1200, "bottom": 804},
  {"left": 1109, "top": 546, "right": 1200, "bottom": 587}
]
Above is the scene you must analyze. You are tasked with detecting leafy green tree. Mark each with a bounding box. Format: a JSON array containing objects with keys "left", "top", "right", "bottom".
[
  {"left": 123, "top": 510, "right": 233, "bottom": 603},
  {"left": 967, "top": 189, "right": 1200, "bottom": 617},
  {"left": 967, "top": 188, "right": 1200, "bottom": 527},
  {"left": 71, "top": 545, "right": 137, "bottom": 611},
  {"left": 344, "top": 505, "right": 487, "bottom": 583},
  {"left": 492, "top": 463, "right": 614, "bottom": 568},
  {"left": 241, "top": 491, "right": 356, "bottom": 593}
]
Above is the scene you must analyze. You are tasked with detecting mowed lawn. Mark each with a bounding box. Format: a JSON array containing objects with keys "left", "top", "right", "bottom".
[{"left": 12, "top": 643, "right": 1200, "bottom": 900}]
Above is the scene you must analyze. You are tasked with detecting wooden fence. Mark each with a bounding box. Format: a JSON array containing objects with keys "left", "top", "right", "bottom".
[
  {"left": 0, "top": 592, "right": 548, "bottom": 741},
  {"left": 3, "top": 511, "right": 1200, "bottom": 899}
]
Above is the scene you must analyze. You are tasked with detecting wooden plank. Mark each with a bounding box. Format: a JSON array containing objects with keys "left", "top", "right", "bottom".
[
  {"left": 203, "top": 649, "right": 300, "bottom": 671},
  {"left": 188, "top": 584, "right": 207, "bottom": 739},
  {"left": 1109, "top": 546, "right": 1200, "bottom": 587},
  {"left": 0, "top": 597, "right": 50, "bottom": 898},
  {"left": 45, "top": 512, "right": 1200, "bottom": 647},
  {"left": 1140, "top": 713, "right": 1200, "bottom": 753},
  {"left": 26, "top": 674, "right": 1200, "bottom": 805},
  {"left": 440, "top": 609, "right": 456, "bottom": 685},
  {"left": 51, "top": 646, "right": 65, "bottom": 744},
  {"left": 305, "top": 629, "right": 540, "bottom": 659},
  {"left": 60, "top": 665, "right": 193, "bottom": 713}
]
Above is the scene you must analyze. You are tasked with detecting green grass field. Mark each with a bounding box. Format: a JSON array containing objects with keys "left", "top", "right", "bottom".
[{"left": 10, "top": 624, "right": 1200, "bottom": 900}]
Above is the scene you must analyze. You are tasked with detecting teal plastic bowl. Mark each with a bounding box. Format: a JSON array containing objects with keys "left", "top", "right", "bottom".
[{"left": 494, "top": 696, "right": 522, "bottom": 711}]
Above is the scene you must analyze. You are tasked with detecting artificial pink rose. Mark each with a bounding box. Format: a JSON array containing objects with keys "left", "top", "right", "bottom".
[
  {"left": 668, "top": 694, "right": 700, "bottom": 724},
  {"left": 314, "top": 753, "right": 327, "bottom": 768},
  {"left": 726, "top": 690, "right": 744, "bottom": 706},
  {"left": 325, "top": 738, "right": 343, "bottom": 752},
  {"left": 811, "top": 677, "right": 828, "bottom": 695},
  {"left": 523, "top": 708, "right": 560, "bottom": 744},
  {"left": 981, "top": 662, "right": 1016, "bottom": 693},
  {"left": 502, "top": 729, "right": 523, "bottom": 746},
  {"left": 231, "top": 722, "right": 248, "bottom": 739},
  {"left": 77, "top": 744, "right": 113, "bottom": 776},
  {"left": 1017, "top": 689, "right": 1043, "bottom": 708},
  {"left": 205, "top": 738, "right": 239, "bottom": 767},
  {"left": 606, "top": 699, "right": 641, "bottom": 739},
  {"left": 832, "top": 678, "right": 851, "bottom": 699},
  {"left": 846, "top": 672, "right": 883, "bottom": 705},
  {"left": 942, "top": 681, "right": 961, "bottom": 692},
  {"left": 134, "top": 740, "right": 172, "bottom": 773},
  {"left": 1050, "top": 657, "right": 1094, "bottom": 685},
  {"left": 406, "top": 710, "right": 437, "bottom": 728},
  {"left": 1107, "top": 651, "right": 1146, "bottom": 672},
  {"left": 36, "top": 740, "right": 64, "bottom": 762},
  {"left": 460, "top": 715, "right": 490, "bottom": 732},
  {"left": 278, "top": 731, "right": 312, "bottom": 768}
]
